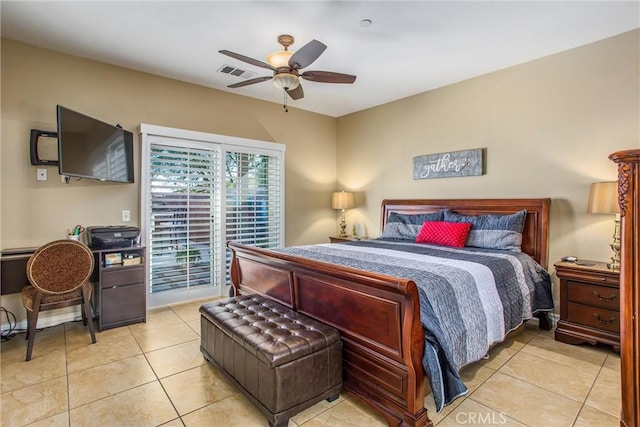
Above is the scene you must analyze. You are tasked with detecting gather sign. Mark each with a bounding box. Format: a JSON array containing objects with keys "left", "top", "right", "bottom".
[{"left": 413, "top": 148, "right": 484, "bottom": 180}]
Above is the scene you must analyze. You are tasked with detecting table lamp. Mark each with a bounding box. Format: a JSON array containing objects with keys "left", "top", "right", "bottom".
[
  {"left": 587, "top": 181, "right": 620, "bottom": 270},
  {"left": 331, "top": 191, "right": 354, "bottom": 238}
]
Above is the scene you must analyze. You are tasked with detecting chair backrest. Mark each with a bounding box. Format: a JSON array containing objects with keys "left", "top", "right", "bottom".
[{"left": 26, "top": 239, "right": 94, "bottom": 294}]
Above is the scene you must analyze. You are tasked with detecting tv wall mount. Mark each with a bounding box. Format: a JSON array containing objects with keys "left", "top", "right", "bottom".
[{"left": 30, "top": 129, "right": 59, "bottom": 166}]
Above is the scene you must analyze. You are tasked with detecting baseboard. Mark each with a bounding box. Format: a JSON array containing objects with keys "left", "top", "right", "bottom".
[{"left": 2, "top": 308, "right": 80, "bottom": 335}]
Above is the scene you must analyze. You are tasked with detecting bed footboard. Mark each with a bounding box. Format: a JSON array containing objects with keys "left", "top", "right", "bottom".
[{"left": 228, "top": 241, "right": 432, "bottom": 427}]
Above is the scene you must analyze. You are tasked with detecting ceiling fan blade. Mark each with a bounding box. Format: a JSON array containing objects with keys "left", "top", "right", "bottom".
[
  {"left": 286, "top": 84, "right": 304, "bottom": 100},
  {"left": 219, "top": 50, "right": 275, "bottom": 71},
  {"left": 288, "top": 40, "right": 326, "bottom": 69},
  {"left": 301, "top": 71, "right": 356, "bottom": 84},
  {"left": 227, "top": 76, "right": 273, "bottom": 88}
]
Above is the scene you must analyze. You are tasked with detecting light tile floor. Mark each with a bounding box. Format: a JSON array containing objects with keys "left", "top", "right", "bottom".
[{"left": 1, "top": 299, "right": 621, "bottom": 427}]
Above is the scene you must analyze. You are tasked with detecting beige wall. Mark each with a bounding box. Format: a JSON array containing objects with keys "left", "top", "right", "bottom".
[
  {"left": 1, "top": 39, "right": 338, "bottom": 250},
  {"left": 337, "top": 30, "right": 639, "bottom": 282}
]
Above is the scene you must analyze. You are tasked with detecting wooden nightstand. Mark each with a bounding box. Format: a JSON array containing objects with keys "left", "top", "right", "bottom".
[
  {"left": 329, "top": 236, "right": 368, "bottom": 243},
  {"left": 554, "top": 260, "right": 620, "bottom": 350}
]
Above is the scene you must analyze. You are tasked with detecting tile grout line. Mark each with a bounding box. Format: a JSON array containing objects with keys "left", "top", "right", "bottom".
[
  {"left": 142, "top": 307, "right": 188, "bottom": 425},
  {"left": 568, "top": 353, "right": 613, "bottom": 427},
  {"left": 63, "top": 322, "right": 156, "bottom": 414},
  {"left": 462, "top": 330, "right": 533, "bottom": 427},
  {"left": 137, "top": 318, "right": 183, "bottom": 426},
  {"left": 164, "top": 302, "right": 234, "bottom": 426},
  {"left": 65, "top": 353, "right": 158, "bottom": 412},
  {"left": 149, "top": 304, "right": 222, "bottom": 426},
  {"left": 488, "top": 368, "right": 584, "bottom": 427}
]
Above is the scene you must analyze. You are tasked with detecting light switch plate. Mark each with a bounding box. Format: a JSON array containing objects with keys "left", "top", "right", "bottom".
[{"left": 36, "top": 168, "right": 47, "bottom": 181}]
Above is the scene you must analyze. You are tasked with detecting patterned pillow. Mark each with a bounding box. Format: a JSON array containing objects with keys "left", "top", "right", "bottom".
[
  {"left": 415, "top": 221, "right": 472, "bottom": 247},
  {"left": 443, "top": 209, "right": 527, "bottom": 251},
  {"left": 380, "top": 210, "right": 445, "bottom": 240}
]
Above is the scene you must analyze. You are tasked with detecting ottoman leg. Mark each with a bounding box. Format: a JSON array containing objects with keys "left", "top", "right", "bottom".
[
  {"left": 326, "top": 394, "right": 340, "bottom": 403},
  {"left": 269, "top": 419, "right": 288, "bottom": 427}
]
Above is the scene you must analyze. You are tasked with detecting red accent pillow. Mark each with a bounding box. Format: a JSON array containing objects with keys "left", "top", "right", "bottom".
[{"left": 415, "top": 221, "right": 472, "bottom": 247}]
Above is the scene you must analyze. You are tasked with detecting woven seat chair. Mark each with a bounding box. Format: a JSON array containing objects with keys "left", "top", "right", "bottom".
[{"left": 21, "top": 239, "right": 96, "bottom": 360}]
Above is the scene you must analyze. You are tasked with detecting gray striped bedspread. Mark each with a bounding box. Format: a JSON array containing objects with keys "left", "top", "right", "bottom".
[{"left": 274, "top": 239, "right": 554, "bottom": 412}]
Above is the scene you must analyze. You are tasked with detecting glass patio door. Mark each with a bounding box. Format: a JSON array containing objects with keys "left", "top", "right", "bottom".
[
  {"left": 141, "top": 124, "right": 285, "bottom": 307},
  {"left": 145, "top": 137, "right": 220, "bottom": 306}
]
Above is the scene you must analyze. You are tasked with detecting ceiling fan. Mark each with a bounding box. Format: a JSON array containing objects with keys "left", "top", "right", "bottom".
[{"left": 219, "top": 34, "right": 356, "bottom": 103}]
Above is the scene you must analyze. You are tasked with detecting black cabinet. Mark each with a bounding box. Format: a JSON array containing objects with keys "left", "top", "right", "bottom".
[{"left": 92, "top": 246, "right": 146, "bottom": 331}]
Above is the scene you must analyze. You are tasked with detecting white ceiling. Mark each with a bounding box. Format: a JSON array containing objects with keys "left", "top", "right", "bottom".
[{"left": 2, "top": 1, "right": 638, "bottom": 117}]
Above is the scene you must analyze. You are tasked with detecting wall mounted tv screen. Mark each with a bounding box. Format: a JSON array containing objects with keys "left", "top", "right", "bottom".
[{"left": 57, "top": 105, "right": 134, "bottom": 183}]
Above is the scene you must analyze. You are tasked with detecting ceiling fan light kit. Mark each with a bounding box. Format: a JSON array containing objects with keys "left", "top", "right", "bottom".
[
  {"left": 219, "top": 33, "right": 356, "bottom": 109},
  {"left": 272, "top": 73, "right": 300, "bottom": 90}
]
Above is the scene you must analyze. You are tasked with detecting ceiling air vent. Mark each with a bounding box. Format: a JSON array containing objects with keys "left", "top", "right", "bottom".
[{"left": 218, "top": 65, "right": 256, "bottom": 80}]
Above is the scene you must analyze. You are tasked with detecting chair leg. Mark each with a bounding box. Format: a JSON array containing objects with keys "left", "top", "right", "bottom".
[
  {"left": 81, "top": 302, "right": 88, "bottom": 325},
  {"left": 25, "top": 309, "right": 40, "bottom": 361},
  {"left": 25, "top": 310, "right": 30, "bottom": 341},
  {"left": 82, "top": 289, "right": 97, "bottom": 344},
  {"left": 25, "top": 293, "right": 43, "bottom": 361}
]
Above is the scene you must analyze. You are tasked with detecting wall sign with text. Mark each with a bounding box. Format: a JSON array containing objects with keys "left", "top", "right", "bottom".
[{"left": 413, "top": 148, "right": 484, "bottom": 180}]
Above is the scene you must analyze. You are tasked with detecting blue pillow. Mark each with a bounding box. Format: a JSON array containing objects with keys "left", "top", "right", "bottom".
[
  {"left": 381, "top": 210, "right": 445, "bottom": 240},
  {"left": 442, "top": 209, "right": 527, "bottom": 251}
]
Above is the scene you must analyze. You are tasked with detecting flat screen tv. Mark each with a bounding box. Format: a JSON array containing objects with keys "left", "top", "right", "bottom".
[{"left": 57, "top": 105, "right": 134, "bottom": 183}]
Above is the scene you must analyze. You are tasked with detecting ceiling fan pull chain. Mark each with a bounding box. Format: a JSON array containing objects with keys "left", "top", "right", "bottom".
[{"left": 283, "top": 91, "right": 288, "bottom": 113}]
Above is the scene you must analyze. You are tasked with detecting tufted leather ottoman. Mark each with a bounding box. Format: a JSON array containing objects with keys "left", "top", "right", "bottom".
[{"left": 200, "top": 294, "right": 342, "bottom": 427}]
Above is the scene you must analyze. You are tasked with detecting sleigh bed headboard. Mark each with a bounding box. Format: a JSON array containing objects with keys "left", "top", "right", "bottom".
[{"left": 380, "top": 198, "right": 551, "bottom": 269}]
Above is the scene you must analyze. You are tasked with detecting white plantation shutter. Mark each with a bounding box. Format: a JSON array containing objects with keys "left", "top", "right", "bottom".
[
  {"left": 141, "top": 125, "right": 285, "bottom": 306},
  {"left": 225, "top": 151, "right": 282, "bottom": 247},
  {"left": 148, "top": 143, "right": 220, "bottom": 296}
]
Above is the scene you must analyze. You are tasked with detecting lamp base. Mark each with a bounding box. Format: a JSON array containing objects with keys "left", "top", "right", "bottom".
[
  {"left": 607, "top": 217, "right": 621, "bottom": 271},
  {"left": 338, "top": 210, "right": 348, "bottom": 238},
  {"left": 607, "top": 242, "right": 621, "bottom": 270}
]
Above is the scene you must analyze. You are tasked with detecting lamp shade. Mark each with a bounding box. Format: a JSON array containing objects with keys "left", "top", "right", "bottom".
[
  {"left": 332, "top": 191, "right": 354, "bottom": 210},
  {"left": 587, "top": 181, "right": 619, "bottom": 214},
  {"left": 266, "top": 50, "right": 293, "bottom": 68}
]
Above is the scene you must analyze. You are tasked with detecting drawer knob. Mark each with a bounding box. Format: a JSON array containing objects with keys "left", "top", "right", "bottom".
[
  {"left": 593, "top": 313, "right": 617, "bottom": 324},
  {"left": 592, "top": 291, "right": 617, "bottom": 302}
]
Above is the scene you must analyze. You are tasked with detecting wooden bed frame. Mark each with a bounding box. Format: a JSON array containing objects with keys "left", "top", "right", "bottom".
[{"left": 228, "top": 198, "right": 551, "bottom": 427}]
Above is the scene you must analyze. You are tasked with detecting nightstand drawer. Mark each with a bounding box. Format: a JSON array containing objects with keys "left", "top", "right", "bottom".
[
  {"left": 567, "top": 302, "right": 620, "bottom": 333},
  {"left": 557, "top": 268, "right": 618, "bottom": 286},
  {"left": 567, "top": 281, "right": 619, "bottom": 311}
]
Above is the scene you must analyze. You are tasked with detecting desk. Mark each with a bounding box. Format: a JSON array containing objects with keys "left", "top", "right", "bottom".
[
  {"left": 1, "top": 245, "right": 146, "bottom": 331},
  {"left": 1, "top": 248, "right": 38, "bottom": 295}
]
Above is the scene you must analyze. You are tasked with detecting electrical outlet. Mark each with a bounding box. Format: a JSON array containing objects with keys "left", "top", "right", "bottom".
[
  {"left": 36, "top": 168, "right": 47, "bottom": 181},
  {"left": 122, "top": 210, "right": 131, "bottom": 222}
]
